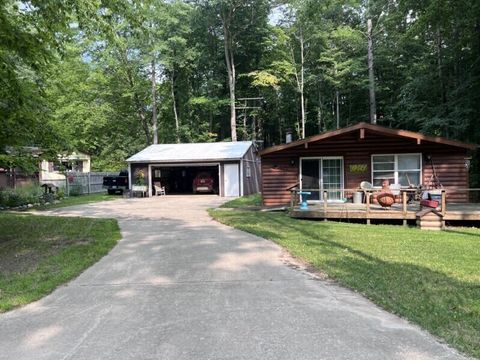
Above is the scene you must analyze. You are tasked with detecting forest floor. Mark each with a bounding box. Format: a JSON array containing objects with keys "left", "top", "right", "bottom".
[
  {"left": 210, "top": 195, "right": 480, "bottom": 358},
  {"left": 0, "top": 213, "right": 121, "bottom": 312}
]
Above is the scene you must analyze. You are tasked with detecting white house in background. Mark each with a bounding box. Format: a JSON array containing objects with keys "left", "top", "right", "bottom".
[{"left": 40, "top": 152, "right": 91, "bottom": 182}]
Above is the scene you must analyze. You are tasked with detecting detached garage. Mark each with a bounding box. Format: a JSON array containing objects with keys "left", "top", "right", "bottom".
[{"left": 126, "top": 141, "right": 260, "bottom": 197}]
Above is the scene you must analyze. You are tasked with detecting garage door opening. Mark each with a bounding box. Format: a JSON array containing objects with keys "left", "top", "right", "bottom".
[{"left": 151, "top": 166, "right": 219, "bottom": 195}]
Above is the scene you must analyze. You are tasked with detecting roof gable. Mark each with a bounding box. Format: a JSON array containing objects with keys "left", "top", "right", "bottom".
[
  {"left": 260, "top": 122, "right": 476, "bottom": 156},
  {"left": 127, "top": 141, "right": 254, "bottom": 163}
]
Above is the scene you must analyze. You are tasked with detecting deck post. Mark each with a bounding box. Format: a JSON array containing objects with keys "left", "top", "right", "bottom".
[
  {"left": 402, "top": 191, "right": 407, "bottom": 226},
  {"left": 366, "top": 191, "right": 371, "bottom": 225},
  {"left": 441, "top": 189, "right": 446, "bottom": 229},
  {"left": 323, "top": 191, "right": 328, "bottom": 212},
  {"left": 441, "top": 189, "right": 446, "bottom": 217},
  {"left": 323, "top": 191, "right": 328, "bottom": 221}
]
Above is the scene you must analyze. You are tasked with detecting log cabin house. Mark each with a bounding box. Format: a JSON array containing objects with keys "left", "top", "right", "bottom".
[{"left": 260, "top": 122, "right": 476, "bottom": 207}]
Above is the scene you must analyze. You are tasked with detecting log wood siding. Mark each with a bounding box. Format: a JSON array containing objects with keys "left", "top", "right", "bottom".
[{"left": 261, "top": 130, "right": 470, "bottom": 206}]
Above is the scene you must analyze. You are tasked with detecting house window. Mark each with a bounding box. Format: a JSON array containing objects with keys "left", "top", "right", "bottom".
[
  {"left": 372, "top": 154, "right": 422, "bottom": 187},
  {"left": 246, "top": 164, "right": 251, "bottom": 178},
  {"left": 52, "top": 160, "right": 83, "bottom": 172}
]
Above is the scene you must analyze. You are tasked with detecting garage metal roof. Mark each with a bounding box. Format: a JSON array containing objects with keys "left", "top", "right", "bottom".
[{"left": 126, "top": 141, "right": 254, "bottom": 163}]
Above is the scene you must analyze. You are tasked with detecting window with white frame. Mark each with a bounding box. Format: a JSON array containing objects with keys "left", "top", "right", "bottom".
[
  {"left": 372, "top": 154, "right": 422, "bottom": 187},
  {"left": 246, "top": 164, "right": 251, "bottom": 178}
]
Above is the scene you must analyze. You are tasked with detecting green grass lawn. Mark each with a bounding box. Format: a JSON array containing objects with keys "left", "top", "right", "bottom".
[
  {"left": 38, "top": 192, "right": 119, "bottom": 210},
  {"left": 220, "top": 193, "right": 262, "bottom": 208},
  {"left": 210, "top": 204, "right": 480, "bottom": 358},
  {"left": 0, "top": 213, "right": 121, "bottom": 312}
]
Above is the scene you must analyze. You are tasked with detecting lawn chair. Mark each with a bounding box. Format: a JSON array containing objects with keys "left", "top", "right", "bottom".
[
  {"left": 389, "top": 183, "right": 401, "bottom": 202},
  {"left": 360, "top": 181, "right": 374, "bottom": 203},
  {"left": 154, "top": 183, "right": 166, "bottom": 196}
]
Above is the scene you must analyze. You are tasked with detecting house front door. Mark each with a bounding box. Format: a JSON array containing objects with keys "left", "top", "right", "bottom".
[{"left": 300, "top": 157, "right": 344, "bottom": 202}]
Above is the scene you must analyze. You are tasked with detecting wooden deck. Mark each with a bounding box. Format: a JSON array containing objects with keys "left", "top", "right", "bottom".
[{"left": 290, "top": 202, "right": 480, "bottom": 222}]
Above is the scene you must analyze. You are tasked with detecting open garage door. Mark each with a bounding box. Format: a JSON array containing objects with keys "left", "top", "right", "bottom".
[{"left": 151, "top": 165, "right": 219, "bottom": 195}]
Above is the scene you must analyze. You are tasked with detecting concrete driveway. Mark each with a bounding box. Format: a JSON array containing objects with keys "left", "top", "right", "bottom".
[{"left": 0, "top": 196, "right": 467, "bottom": 359}]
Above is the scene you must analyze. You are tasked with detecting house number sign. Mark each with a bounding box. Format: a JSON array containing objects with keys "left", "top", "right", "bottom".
[{"left": 349, "top": 164, "right": 368, "bottom": 174}]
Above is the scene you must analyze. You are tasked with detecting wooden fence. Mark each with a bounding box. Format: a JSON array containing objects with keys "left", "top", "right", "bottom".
[{"left": 41, "top": 172, "right": 118, "bottom": 196}]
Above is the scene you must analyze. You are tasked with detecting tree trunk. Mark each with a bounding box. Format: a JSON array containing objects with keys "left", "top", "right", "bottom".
[
  {"left": 243, "top": 106, "right": 247, "bottom": 140},
  {"left": 276, "top": 90, "right": 282, "bottom": 143},
  {"left": 299, "top": 30, "right": 306, "bottom": 139},
  {"left": 151, "top": 59, "right": 158, "bottom": 145},
  {"left": 171, "top": 67, "right": 180, "bottom": 143},
  {"left": 222, "top": 13, "right": 237, "bottom": 141},
  {"left": 120, "top": 48, "right": 150, "bottom": 145},
  {"left": 317, "top": 80, "right": 323, "bottom": 133},
  {"left": 255, "top": 114, "right": 262, "bottom": 141},
  {"left": 336, "top": 89, "right": 340, "bottom": 129},
  {"left": 348, "top": 89, "right": 352, "bottom": 126},
  {"left": 138, "top": 109, "right": 150, "bottom": 146},
  {"left": 436, "top": 27, "right": 447, "bottom": 105},
  {"left": 477, "top": 18, "right": 480, "bottom": 57},
  {"left": 367, "top": 18, "right": 377, "bottom": 125},
  {"left": 209, "top": 111, "right": 213, "bottom": 133},
  {"left": 290, "top": 30, "right": 305, "bottom": 138}
]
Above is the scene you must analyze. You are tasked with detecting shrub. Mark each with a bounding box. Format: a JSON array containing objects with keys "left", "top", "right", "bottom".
[
  {"left": 56, "top": 187, "right": 65, "bottom": 199},
  {"left": 42, "top": 193, "right": 56, "bottom": 204},
  {"left": 4, "top": 191, "right": 23, "bottom": 207},
  {"left": 68, "top": 184, "right": 83, "bottom": 196},
  {"left": 0, "top": 185, "right": 44, "bottom": 207}
]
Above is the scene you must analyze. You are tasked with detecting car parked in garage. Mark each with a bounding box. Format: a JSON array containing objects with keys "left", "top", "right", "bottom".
[{"left": 193, "top": 172, "right": 215, "bottom": 194}]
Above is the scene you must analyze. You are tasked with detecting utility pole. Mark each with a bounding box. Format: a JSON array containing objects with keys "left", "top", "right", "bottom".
[
  {"left": 367, "top": 18, "right": 377, "bottom": 125},
  {"left": 235, "top": 97, "right": 264, "bottom": 140}
]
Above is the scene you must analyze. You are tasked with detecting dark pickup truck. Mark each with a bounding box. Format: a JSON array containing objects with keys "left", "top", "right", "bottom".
[{"left": 103, "top": 170, "right": 129, "bottom": 195}]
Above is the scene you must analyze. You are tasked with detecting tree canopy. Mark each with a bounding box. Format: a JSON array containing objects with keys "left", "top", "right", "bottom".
[{"left": 1, "top": 0, "right": 479, "bottom": 177}]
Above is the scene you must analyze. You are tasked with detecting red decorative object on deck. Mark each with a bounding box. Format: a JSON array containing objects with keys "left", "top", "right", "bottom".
[
  {"left": 420, "top": 199, "right": 439, "bottom": 208},
  {"left": 377, "top": 193, "right": 395, "bottom": 208}
]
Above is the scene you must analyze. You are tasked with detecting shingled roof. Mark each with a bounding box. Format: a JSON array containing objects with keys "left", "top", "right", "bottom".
[{"left": 260, "top": 122, "right": 476, "bottom": 156}]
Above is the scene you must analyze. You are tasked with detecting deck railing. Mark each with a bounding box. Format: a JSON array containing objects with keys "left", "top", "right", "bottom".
[
  {"left": 443, "top": 188, "right": 480, "bottom": 204},
  {"left": 288, "top": 187, "right": 480, "bottom": 225},
  {"left": 289, "top": 187, "right": 448, "bottom": 218}
]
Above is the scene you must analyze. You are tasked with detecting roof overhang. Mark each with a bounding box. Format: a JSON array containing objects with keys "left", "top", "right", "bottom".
[
  {"left": 260, "top": 122, "right": 476, "bottom": 156},
  {"left": 127, "top": 158, "right": 242, "bottom": 164}
]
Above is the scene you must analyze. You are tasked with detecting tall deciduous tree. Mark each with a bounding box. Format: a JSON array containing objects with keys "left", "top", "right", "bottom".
[
  {"left": 0, "top": 0, "right": 106, "bottom": 169},
  {"left": 4, "top": 0, "right": 479, "bottom": 178}
]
